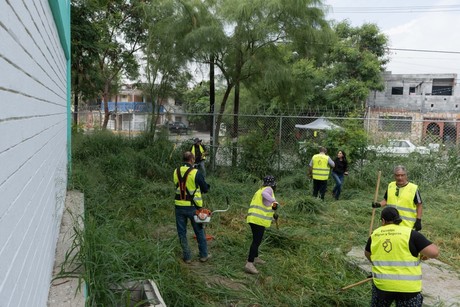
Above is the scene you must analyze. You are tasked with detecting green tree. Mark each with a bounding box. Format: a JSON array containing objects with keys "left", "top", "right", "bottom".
[
  {"left": 200, "top": 0, "right": 331, "bottom": 165},
  {"left": 141, "top": 0, "right": 201, "bottom": 134},
  {"left": 71, "top": 0, "right": 146, "bottom": 129},
  {"left": 324, "top": 21, "right": 389, "bottom": 110},
  {"left": 71, "top": 0, "right": 104, "bottom": 124}
]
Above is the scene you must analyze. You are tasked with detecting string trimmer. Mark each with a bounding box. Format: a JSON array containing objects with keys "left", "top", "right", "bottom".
[{"left": 193, "top": 196, "right": 230, "bottom": 224}]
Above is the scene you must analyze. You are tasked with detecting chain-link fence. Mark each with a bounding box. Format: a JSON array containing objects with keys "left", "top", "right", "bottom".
[{"left": 73, "top": 108, "right": 459, "bottom": 173}]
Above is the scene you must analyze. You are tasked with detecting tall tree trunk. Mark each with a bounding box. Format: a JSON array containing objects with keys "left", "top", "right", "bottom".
[
  {"left": 102, "top": 83, "right": 110, "bottom": 129},
  {"left": 215, "top": 84, "right": 234, "bottom": 147},
  {"left": 73, "top": 73, "right": 79, "bottom": 125},
  {"left": 231, "top": 81, "right": 240, "bottom": 167},
  {"left": 209, "top": 56, "right": 215, "bottom": 171}
]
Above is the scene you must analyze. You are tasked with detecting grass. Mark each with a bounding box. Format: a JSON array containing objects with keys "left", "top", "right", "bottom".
[{"left": 66, "top": 131, "right": 460, "bottom": 306}]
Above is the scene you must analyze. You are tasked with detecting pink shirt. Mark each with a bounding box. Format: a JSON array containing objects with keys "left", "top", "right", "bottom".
[{"left": 261, "top": 187, "right": 276, "bottom": 207}]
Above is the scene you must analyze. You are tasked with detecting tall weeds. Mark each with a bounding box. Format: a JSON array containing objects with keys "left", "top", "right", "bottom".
[{"left": 67, "top": 131, "right": 460, "bottom": 306}]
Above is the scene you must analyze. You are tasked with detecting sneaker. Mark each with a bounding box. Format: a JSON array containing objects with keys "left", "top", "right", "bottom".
[
  {"left": 254, "top": 257, "right": 266, "bottom": 264},
  {"left": 199, "top": 254, "right": 212, "bottom": 262},
  {"left": 183, "top": 259, "right": 192, "bottom": 264},
  {"left": 244, "top": 262, "right": 259, "bottom": 274}
]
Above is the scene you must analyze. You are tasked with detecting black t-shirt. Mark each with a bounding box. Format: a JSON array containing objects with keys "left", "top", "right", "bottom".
[
  {"left": 383, "top": 182, "right": 423, "bottom": 204},
  {"left": 365, "top": 227, "right": 432, "bottom": 299},
  {"left": 332, "top": 158, "right": 348, "bottom": 175}
]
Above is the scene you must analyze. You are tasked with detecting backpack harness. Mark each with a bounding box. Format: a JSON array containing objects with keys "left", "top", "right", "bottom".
[{"left": 176, "top": 166, "right": 197, "bottom": 206}]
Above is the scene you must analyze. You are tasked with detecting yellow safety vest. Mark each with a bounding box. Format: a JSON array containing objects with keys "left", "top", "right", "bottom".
[
  {"left": 387, "top": 182, "right": 418, "bottom": 228},
  {"left": 173, "top": 166, "right": 203, "bottom": 207},
  {"left": 371, "top": 224, "right": 422, "bottom": 293},
  {"left": 191, "top": 144, "right": 206, "bottom": 160},
  {"left": 311, "top": 154, "right": 331, "bottom": 180},
  {"left": 246, "top": 187, "right": 275, "bottom": 228}
]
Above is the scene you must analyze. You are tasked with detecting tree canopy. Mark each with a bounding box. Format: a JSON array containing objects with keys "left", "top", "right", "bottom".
[{"left": 71, "top": 0, "right": 389, "bottom": 126}]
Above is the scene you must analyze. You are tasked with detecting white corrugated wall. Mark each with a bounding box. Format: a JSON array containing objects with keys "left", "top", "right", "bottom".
[{"left": 0, "top": 0, "right": 69, "bottom": 305}]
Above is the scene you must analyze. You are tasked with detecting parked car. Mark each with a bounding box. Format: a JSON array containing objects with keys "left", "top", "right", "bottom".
[
  {"left": 367, "top": 139, "right": 431, "bottom": 156},
  {"left": 166, "top": 122, "right": 189, "bottom": 135}
]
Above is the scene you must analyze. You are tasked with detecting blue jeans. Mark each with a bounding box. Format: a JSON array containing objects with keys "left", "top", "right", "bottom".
[
  {"left": 332, "top": 172, "right": 344, "bottom": 200},
  {"left": 175, "top": 206, "right": 208, "bottom": 261}
]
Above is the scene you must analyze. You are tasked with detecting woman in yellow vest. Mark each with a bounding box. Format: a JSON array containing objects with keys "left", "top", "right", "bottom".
[
  {"left": 365, "top": 207, "right": 439, "bottom": 306},
  {"left": 372, "top": 165, "right": 423, "bottom": 230},
  {"left": 244, "top": 175, "right": 279, "bottom": 274}
]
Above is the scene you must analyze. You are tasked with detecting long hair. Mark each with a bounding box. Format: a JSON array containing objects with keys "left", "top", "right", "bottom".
[{"left": 338, "top": 150, "right": 347, "bottom": 162}]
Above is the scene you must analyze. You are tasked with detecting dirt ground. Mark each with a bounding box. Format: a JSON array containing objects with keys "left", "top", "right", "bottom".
[{"left": 347, "top": 246, "right": 460, "bottom": 306}]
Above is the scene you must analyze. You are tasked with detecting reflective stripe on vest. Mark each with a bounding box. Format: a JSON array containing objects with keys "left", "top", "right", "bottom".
[
  {"left": 312, "top": 154, "right": 331, "bottom": 180},
  {"left": 173, "top": 166, "right": 203, "bottom": 207},
  {"left": 371, "top": 225, "right": 422, "bottom": 293},
  {"left": 246, "top": 187, "right": 274, "bottom": 228},
  {"left": 387, "top": 182, "right": 418, "bottom": 228}
]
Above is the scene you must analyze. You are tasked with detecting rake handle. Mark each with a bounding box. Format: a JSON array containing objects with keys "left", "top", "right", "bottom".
[
  {"left": 340, "top": 277, "right": 372, "bottom": 291},
  {"left": 369, "top": 171, "right": 381, "bottom": 236}
]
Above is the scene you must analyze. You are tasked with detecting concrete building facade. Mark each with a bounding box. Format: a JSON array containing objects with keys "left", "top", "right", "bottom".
[
  {"left": 0, "top": 1, "right": 70, "bottom": 306},
  {"left": 366, "top": 72, "right": 460, "bottom": 145}
]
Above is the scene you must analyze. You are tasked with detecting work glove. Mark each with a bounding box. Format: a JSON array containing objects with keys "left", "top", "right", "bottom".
[
  {"left": 414, "top": 218, "right": 422, "bottom": 231},
  {"left": 272, "top": 202, "right": 279, "bottom": 211},
  {"left": 273, "top": 213, "right": 279, "bottom": 220},
  {"left": 371, "top": 202, "right": 381, "bottom": 208}
]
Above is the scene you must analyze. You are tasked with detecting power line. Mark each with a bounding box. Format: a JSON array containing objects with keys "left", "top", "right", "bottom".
[
  {"left": 388, "top": 48, "right": 460, "bottom": 55},
  {"left": 330, "top": 5, "right": 460, "bottom": 14}
]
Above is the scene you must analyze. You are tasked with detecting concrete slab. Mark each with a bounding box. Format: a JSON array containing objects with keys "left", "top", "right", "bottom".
[
  {"left": 47, "top": 190, "right": 85, "bottom": 306},
  {"left": 347, "top": 246, "right": 460, "bottom": 306}
]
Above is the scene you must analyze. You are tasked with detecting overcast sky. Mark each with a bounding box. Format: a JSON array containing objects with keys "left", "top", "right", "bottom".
[{"left": 324, "top": 0, "right": 460, "bottom": 77}]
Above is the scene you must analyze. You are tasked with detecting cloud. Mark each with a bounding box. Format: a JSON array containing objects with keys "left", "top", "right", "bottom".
[{"left": 384, "top": 11, "right": 460, "bottom": 74}]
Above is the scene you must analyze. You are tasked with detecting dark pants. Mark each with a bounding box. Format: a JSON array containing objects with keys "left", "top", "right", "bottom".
[
  {"left": 371, "top": 284, "right": 423, "bottom": 307},
  {"left": 247, "top": 223, "right": 265, "bottom": 262},
  {"left": 312, "top": 179, "right": 328, "bottom": 200}
]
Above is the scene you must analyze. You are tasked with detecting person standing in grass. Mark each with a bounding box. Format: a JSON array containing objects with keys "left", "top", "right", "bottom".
[
  {"left": 173, "top": 151, "right": 210, "bottom": 264},
  {"left": 245, "top": 175, "right": 279, "bottom": 274},
  {"left": 331, "top": 150, "right": 348, "bottom": 200},
  {"left": 190, "top": 138, "right": 207, "bottom": 177},
  {"left": 365, "top": 207, "right": 439, "bottom": 307},
  {"left": 372, "top": 165, "right": 423, "bottom": 231},
  {"left": 308, "top": 146, "right": 335, "bottom": 200}
]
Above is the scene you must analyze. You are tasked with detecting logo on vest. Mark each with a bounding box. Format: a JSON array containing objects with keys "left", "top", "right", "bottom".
[{"left": 382, "top": 239, "right": 392, "bottom": 253}]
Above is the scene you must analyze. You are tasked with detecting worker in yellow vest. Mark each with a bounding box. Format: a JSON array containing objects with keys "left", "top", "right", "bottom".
[
  {"left": 365, "top": 207, "right": 439, "bottom": 306},
  {"left": 308, "top": 146, "right": 335, "bottom": 200},
  {"left": 191, "top": 138, "right": 207, "bottom": 177},
  {"left": 372, "top": 165, "right": 423, "bottom": 231},
  {"left": 173, "top": 151, "right": 210, "bottom": 264},
  {"left": 244, "top": 175, "right": 279, "bottom": 274}
]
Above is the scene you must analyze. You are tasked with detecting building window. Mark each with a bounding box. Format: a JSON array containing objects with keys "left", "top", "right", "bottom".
[
  {"left": 409, "top": 87, "right": 416, "bottom": 94},
  {"left": 432, "top": 78, "right": 454, "bottom": 96},
  {"left": 379, "top": 116, "right": 412, "bottom": 132},
  {"left": 391, "top": 87, "right": 403, "bottom": 95},
  {"left": 432, "top": 86, "right": 452, "bottom": 96}
]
